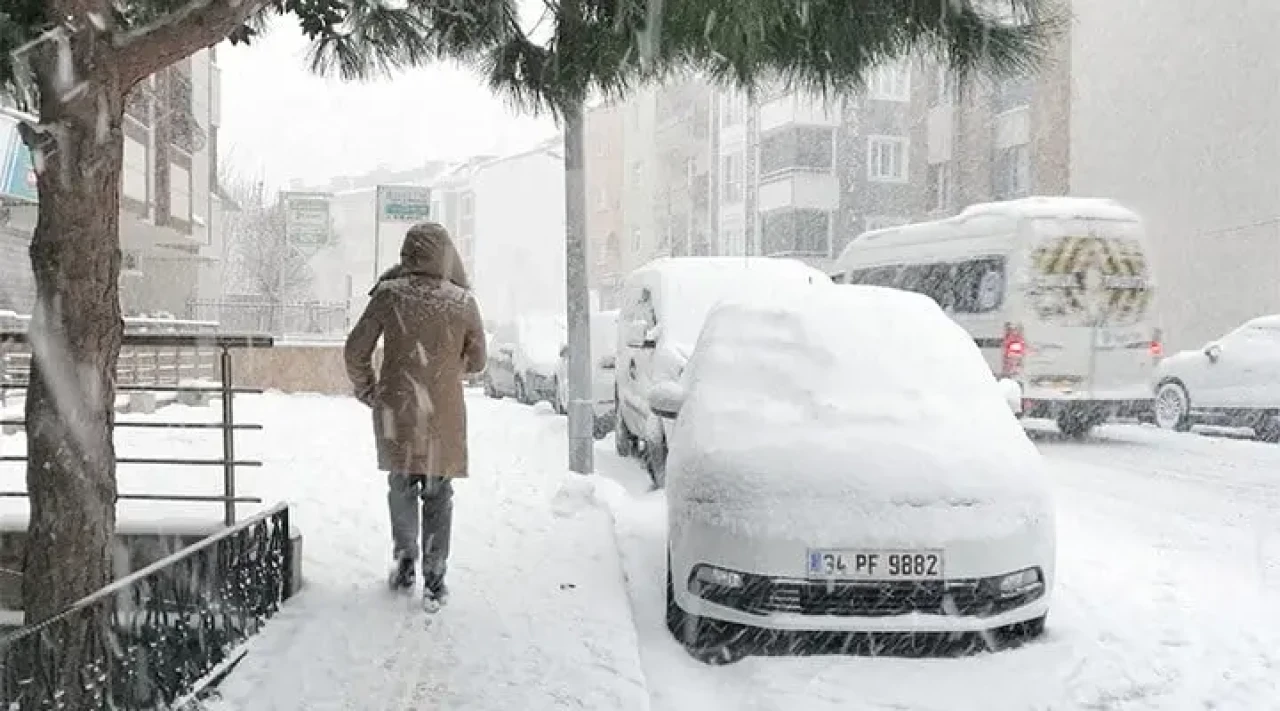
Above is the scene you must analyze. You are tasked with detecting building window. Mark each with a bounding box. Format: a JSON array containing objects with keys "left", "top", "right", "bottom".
[
  {"left": 762, "top": 208, "right": 830, "bottom": 256},
  {"left": 631, "top": 227, "right": 643, "bottom": 253},
  {"left": 720, "top": 216, "right": 746, "bottom": 256},
  {"left": 869, "top": 62, "right": 911, "bottom": 102},
  {"left": 720, "top": 151, "right": 744, "bottom": 204},
  {"left": 928, "top": 162, "right": 954, "bottom": 211},
  {"left": 867, "top": 136, "right": 909, "bottom": 183},
  {"left": 993, "top": 144, "right": 1031, "bottom": 199},
  {"left": 720, "top": 91, "right": 747, "bottom": 127},
  {"left": 759, "top": 126, "right": 835, "bottom": 175}
]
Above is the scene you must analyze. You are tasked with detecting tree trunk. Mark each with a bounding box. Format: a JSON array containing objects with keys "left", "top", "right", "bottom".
[{"left": 18, "top": 19, "right": 127, "bottom": 705}]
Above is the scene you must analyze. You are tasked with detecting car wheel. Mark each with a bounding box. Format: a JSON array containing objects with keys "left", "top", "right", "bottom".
[
  {"left": 484, "top": 378, "right": 501, "bottom": 399},
  {"left": 645, "top": 436, "right": 668, "bottom": 488},
  {"left": 552, "top": 378, "right": 567, "bottom": 415},
  {"left": 1154, "top": 381, "right": 1192, "bottom": 432},
  {"left": 615, "top": 399, "right": 637, "bottom": 457},
  {"left": 666, "top": 560, "right": 746, "bottom": 665},
  {"left": 592, "top": 415, "right": 613, "bottom": 441},
  {"left": 515, "top": 375, "right": 532, "bottom": 405}
]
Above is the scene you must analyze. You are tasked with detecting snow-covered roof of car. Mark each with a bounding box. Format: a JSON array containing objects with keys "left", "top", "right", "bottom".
[
  {"left": 631, "top": 256, "right": 830, "bottom": 283},
  {"left": 666, "top": 284, "right": 1050, "bottom": 544}
]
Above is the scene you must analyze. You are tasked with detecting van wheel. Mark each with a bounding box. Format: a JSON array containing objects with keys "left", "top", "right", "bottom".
[
  {"left": 484, "top": 378, "right": 501, "bottom": 399},
  {"left": 592, "top": 416, "right": 613, "bottom": 440},
  {"left": 1154, "top": 381, "right": 1192, "bottom": 432},
  {"left": 615, "top": 406, "right": 637, "bottom": 457},
  {"left": 666, "top": 559, "right": 745, "bottom": 665},
  {"left": 1056, "top": 411, "right": 1098, "bottom": 439}
]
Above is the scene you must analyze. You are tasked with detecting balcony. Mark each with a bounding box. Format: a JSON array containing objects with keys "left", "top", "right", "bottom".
[
  {"left": 758, "top": 171, "right": 840, "bottom": 213},
  {"left": 759, "top": 93, "right": 841, "bottom": 133}
]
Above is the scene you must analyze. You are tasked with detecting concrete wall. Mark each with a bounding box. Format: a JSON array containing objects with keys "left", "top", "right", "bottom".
[{"left": 223, "top": 343, "right": 354, "bottom": 396}]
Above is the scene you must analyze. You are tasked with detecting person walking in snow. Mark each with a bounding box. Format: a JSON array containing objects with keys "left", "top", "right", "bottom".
[{"left": 344, "top": 222, "right": 487, "bottom": 609}]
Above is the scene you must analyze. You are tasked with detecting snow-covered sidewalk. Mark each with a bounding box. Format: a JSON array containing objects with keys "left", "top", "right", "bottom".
[{"left": 187, "top": 394, "right": 648, "bottom": 711}]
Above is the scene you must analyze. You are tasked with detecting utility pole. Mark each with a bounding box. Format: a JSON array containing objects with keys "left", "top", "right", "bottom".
[
  {"left": 373, "top": 185, "right": 384, "bottom": 281},
  {"left": 564, "top": 101, "right": 594, "bottom": 475}
]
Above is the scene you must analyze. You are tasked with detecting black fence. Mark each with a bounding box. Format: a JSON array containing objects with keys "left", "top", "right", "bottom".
[
  {"left": 0, "top": 503, "right": 293, "bottom": 710},
  {"left": 0, "top": 331, "right": 275, "bottom": 526}
]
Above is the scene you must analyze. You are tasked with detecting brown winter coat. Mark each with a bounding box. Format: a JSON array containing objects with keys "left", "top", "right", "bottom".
[{"left": 344, "top": 223, "right": 487, "bottom": 476}]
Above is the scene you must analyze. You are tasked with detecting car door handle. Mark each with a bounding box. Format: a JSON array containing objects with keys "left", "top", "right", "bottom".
[{"left": 628, "top": 360, "right": 637, "bottom": 379}]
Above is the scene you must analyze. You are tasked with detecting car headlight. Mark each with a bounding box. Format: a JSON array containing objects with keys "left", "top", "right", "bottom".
[
  {"left": 691, "top": 564, "right": 744, "bottom": 590},
  {"left": 995, "top": 567, "right": 1043, "bottom": 598}
]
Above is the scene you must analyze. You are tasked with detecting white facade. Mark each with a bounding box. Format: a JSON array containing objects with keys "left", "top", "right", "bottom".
[
  {"left": 469, "top": 140, "right": 567, "bottom": 329},
  {"left": 1068, "top": 0, "right": 1280, "bottom": 349},
  {"left": 620, "top": 87, "right": 660, "bottom": 272}
]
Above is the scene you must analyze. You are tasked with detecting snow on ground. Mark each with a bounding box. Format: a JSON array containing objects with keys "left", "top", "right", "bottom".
[
  {"left": 596, "top": 422, "right": 1280, "bottom": 711},
  {"left": 3, "top": 395, "right": 1280, "bottom": 709}
]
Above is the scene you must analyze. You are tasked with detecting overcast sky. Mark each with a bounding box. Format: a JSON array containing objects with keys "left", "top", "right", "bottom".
[{"left": 215, "top": 20, "right": 556, "bottom": 190}]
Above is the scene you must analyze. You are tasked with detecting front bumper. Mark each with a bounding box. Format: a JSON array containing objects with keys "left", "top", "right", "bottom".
[{"left": 670, "top": 512, "right": 1054, "bottom": 633}]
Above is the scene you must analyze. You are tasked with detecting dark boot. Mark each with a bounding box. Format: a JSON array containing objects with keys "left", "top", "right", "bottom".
[{"left": 388, "top": 558, "right": 416, "bottom": 591}]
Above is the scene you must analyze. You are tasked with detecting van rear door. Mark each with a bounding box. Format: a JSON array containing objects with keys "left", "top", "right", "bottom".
[{"left": 1020, "top": 218, "right": 1155, "bottom": 402}]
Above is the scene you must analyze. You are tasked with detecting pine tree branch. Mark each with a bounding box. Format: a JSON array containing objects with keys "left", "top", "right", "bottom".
[{"left": 113, "top": 0, "right": 272, "bottom": 87}]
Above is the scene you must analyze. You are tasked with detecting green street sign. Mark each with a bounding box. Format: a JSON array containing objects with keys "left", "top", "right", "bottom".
[{"left": 377, "top": 185, "right": 431, "bottom": 222}]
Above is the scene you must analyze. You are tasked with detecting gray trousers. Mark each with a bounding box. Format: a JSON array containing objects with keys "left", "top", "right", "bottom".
[{"left": 388, "top": 474, "right": 454, "bottom": 587}]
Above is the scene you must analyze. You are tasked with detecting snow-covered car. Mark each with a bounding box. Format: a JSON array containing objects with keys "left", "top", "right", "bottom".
[
  {"left": 554, "top": 309, "right": 619, "bottom": 439},
  {"left": 1152, "top": 315, "right": 1280, "bottom": 440},
  {"left": 615, "top": 257, "right": 832, "bottom": 485},
  {"left": 486, "top": 313, "right": 565, "bottom": 405},
  {"left": 654, "top": 285, "right": 1056, "bottom": 663}
]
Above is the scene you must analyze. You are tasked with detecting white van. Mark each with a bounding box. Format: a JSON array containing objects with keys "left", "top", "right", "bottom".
[
  {"left": 833, "top": 196, "right": 1161, "bottom": 437},
  {"left": 615, "top": 257, "right": 832, "bottom": 484}
]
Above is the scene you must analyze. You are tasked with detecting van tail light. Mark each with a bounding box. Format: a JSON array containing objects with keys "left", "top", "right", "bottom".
[
  {"left": 1002, "top": 322, "right": 1026, "bottom": 378},
  {"left": 1150, "top": 328, "right": 1164, "bottom": 360}
]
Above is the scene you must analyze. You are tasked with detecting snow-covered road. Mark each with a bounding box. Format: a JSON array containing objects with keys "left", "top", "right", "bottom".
[{"left": 5, "top": 393, "right": 1277, "bottom": 710}]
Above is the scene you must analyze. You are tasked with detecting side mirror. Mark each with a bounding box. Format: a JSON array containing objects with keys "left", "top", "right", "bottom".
[
  {"left": 1204, "top": 342, "right": 1222, "bottom": 363},
  {"left": 648, "top": 380, "right": 685, "bottom": 420},
  {"left": 559, "top": 344, "right": 569, "bottom": 359},
  {"left": 642, "top": 324, "right": 661, "bottom": 349}
]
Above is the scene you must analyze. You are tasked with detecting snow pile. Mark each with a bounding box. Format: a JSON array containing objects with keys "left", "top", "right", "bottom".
[{"left": 667, "top": 285, "right": 1053, "bottom": 546}]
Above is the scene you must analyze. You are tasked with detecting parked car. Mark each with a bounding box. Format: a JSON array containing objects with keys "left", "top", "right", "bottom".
[
  {"left": 614, "top": 257, "right": 832, "bottom": 485},
  {"left": 1152, "top": 315, "right": 1280, "bottom": 440},
  {"left": 486, "top": 313, "right": 565, "bottom": 405},
  {"left": 483, "top": 337, "right": 519, "bottom": 399},
  {"left": 554, "top": 310, "right": 619, "bottom": 439},
  {"left": 655, "top": 285, "right": 1056, "bottom": 664}
]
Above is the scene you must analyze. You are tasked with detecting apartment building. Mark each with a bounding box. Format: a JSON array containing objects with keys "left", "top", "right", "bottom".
[
  {"left": 0, "top": 49, "right": 225, "bottom": 317},
  {"left": 710, "top": 61, "right": 928, "bottom": 273}
]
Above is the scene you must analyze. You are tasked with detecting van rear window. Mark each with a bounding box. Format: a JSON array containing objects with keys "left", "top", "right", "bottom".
[{"left": 847, "top": 256, "right": 1006, "bottom": 314}]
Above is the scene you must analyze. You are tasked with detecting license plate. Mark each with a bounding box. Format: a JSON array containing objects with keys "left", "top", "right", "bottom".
[{"left": 807, "top": 549, "right": 945, "bottom": 580}]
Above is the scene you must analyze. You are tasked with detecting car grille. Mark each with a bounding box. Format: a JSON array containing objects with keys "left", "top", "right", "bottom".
[{"left": 698, "top": 576, "right": 1040, "bottom": 618}]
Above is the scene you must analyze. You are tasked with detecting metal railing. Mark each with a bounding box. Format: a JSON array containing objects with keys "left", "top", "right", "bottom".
[
  {"left": 0, "top": 316, "right": 223, "bottom": 400},
  {"left": 0, "top": 502, "right": 293, "bottom": 710},
  {"left": 186, "top": 299, "right": 350, "bottom": 339},
  {"left": 0, "top": 331, "right": 275, "bottom": 526}
]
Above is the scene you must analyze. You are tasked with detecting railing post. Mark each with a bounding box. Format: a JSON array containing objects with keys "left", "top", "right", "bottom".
[{"left": 221, "top": 345, "right": 236, "bottom": 527}]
